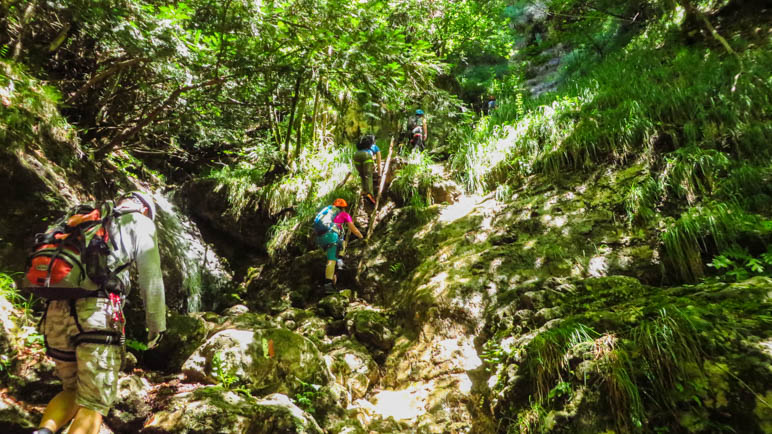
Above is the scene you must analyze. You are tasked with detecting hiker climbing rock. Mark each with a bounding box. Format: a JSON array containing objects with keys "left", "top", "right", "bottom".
[
  {"left": 406, "top": 109, "right": 428, "bottom": 150},
  {"left": 313, "top": 198, "right": 364, "bottom": 292},
  {"left": 353, "top": 134, "right": 382, "bottom": 205},
  {"left": 28, "top": 191, "right": 166, "bottom": 434}
]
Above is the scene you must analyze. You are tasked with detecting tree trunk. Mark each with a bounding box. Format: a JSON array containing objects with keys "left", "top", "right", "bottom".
[
  {"left": 293, "top": 93, "right": 308, "bottom": 160},
  {"left": 12, "top": 1, "right": 36, "bottom": 60},
  {"left": 283, "top": 73, "right": 304, "bottom": 161},
  {"left": 310, "top": 77, "right": 322, "bottom": 147}
]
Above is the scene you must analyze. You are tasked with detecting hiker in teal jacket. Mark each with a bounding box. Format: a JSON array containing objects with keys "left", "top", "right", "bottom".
[{"left": 353, "top": 134, "right": 381, "bottom": 205}]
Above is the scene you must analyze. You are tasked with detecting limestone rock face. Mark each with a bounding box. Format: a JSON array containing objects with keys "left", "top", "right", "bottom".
[
  {"left": 325, "top": 339, "right": 379, "bottom": 401},
  {"left": 182, "top": 328, "right": 331, "bottom": 395}
]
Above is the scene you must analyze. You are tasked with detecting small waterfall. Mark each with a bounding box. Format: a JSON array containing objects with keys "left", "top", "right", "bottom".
[{"left": 153, "top": 191, "right": 233, "bottom": 313}]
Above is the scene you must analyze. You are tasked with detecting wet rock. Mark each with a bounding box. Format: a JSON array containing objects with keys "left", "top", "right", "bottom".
[
  {"left": 224, "top": 312, "right": 277, "bottom": 331},
  {"left": 223, "top": 304, "right": 249, "bottom": 316},
  {"left": 519, "top": 290, "right": 560, "bottom": 309},
  {"left": 123, "top": 351, "right": 137, "bottom": 372},
  {"left": 430, "top": 179, "right": 461, "bottom": 205}
]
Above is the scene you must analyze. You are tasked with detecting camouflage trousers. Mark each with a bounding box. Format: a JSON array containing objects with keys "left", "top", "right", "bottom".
[{"left": 41, "top": 297, "right": 123, "bottom": 416}]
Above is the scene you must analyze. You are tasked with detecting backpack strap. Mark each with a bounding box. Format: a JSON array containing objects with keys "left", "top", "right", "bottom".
[{"left": 68, "top": 299, "right": 125, "bottom": 347}]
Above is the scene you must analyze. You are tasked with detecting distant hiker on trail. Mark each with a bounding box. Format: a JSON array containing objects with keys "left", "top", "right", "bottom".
[
  {"left": 353, "top": 134, "right": 382, "bottom": 205},
  {"left": 313, "top": 198, "right": 364, "bottom": 292},
  {"left": 406, "top": 109, "right": 428, "bottom": 150},
  {"left": 487, "top": 95, "right": 497, "bottom": 114},
  {"left": 29, "top": 191, "right": 166, "bottom": 434}
]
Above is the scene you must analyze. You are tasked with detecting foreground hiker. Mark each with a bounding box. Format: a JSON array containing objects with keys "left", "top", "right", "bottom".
[
  {"left": 313, "top": 198, "right": 364, "bottom": 292},
  {"left": 30, "top": 191, "right": 166, "bottom": 434},
  {"left": 353, "top": 134, "right": 382, "bottom": 205}
]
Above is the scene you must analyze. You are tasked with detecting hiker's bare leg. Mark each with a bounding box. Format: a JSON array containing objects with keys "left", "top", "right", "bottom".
[
  {"left": 68, "top": 406, "right": 103, "bottom": 434},
  {"left": 39, "top": 390, "right": 79, "bottom": 431}
]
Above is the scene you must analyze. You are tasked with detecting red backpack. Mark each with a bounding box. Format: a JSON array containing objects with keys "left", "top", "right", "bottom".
[{"left": 23, "top": 204, "right": 134, "bottom": 299}]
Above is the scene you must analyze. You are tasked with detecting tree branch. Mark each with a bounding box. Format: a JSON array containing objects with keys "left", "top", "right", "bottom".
[
  {"left": 95, "top": 77, "right": 228, "bottom": 158},
  {"left": 65, "top": 58, "right": 146, "bottom": 105}
]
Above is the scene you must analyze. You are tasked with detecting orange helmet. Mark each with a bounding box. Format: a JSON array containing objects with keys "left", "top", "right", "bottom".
[{"left": 333, "top": 198, "right": 348, "bottom": 208}]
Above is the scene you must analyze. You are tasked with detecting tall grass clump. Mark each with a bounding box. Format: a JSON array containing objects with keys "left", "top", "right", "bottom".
[
  {"left": 662, "top": 201, "right": 768, "bottom": 281},
  {"left": 632, "top": 307, "right": 703, "bottom": 411},
  {"left": 0, "top": 60, "right": 75, "bottom": 156},
  {"left": 392, "top": 149, "right": 440, "bottom": 208},
  {"left": 523, "top": 322, "right": 598, "bottom": 400},
  {"left": 206, "top": 145, "right": 282, "bottom": 218},
  {"left": 449, "top": 27, "right": 772, "bottom": 194}
]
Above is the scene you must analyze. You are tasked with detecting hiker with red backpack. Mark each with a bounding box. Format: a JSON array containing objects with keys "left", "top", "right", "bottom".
[
  {"left": 28, "top": 191, "right": 166, "bottom": 434},
  {"left": 406, "top": 109, "right": 428, "bottom": 150},
  {"left": 353, "top": 134, "right": 382, "bottom": 205},
  {"left": 313, "top": 198, "right": 364, "bottom": 293}
]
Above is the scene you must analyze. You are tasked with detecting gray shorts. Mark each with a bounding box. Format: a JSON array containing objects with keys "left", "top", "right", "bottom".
[{"left": 41, "top": 298, "right": 123, "bottom": 416}]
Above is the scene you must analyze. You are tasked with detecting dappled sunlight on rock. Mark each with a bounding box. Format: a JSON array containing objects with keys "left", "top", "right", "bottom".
[
  {"left": 370, "top": 387, "right": 429, "bottom": 420},
  {"left": 588, "top": 255, "right": 608, "bottom": 277},
  {"left": 437, "top": 194, "right": 480, "bottom": 223}
]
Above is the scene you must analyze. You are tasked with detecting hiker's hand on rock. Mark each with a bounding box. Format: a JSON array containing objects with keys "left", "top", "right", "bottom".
[{"left": 148, "top": 331, "right": 164, "bottom": 349}]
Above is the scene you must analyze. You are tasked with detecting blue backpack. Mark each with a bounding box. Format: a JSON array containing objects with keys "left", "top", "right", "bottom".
[{"left": 313, "top": 205, "right": 340, "bottom": 235}]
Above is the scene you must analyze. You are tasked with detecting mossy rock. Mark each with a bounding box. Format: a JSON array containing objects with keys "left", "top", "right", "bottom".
[
  {"left": 141, "top": 386, "right": 255, "bottom": 433},
  {"left": 346, "top": 310, "right": 395, "bottom": 356},
  {"left": 247, "top": 393, "right": 323, "bottom": 433},
  {"left": 145, "top": 312, "right": 211, "bottom": 372}
]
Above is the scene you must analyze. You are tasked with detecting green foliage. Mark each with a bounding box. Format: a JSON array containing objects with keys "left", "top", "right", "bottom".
[
  {"left": 596, "top": 345, "right": 644, "bottom": 431},
  {"left": 0, "top": 60, "right": 72, "bottom": 156},
  {"left": 212, "top": 351, "right": 239, "bottom": 390},
  {"left": 293, "top": 379, "right": 321, "bottom": 415},
  {"left": 513, "top": 400, "right": 546, "bottom": 434},
  {"left": 662, "top": 202, "right": 768, "bottom": 281},
  {"left": 708, "top": 244, "right": 772, "bottom": 282},
  {"left": 126, "top": 339, "right": 148, "bottom": 352},
  {"left": 632, "top": 307, "right": 703, "bottom": 414},
  {"left": 0, "top": 272, "right": 40, "bottom": 326}
]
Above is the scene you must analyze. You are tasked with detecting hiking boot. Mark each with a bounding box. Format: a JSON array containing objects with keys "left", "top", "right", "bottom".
[
  {"left": 323, "top": 282, "right": 337, "bottom": 294},
  {"left": 32, "top": 429, "right": 54, "bottom": 434}
]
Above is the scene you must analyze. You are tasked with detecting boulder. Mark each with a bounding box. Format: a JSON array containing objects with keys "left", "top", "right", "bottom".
[
  {"left": 140, "top": 386, "right": 255, "bottom": 434},
  {"left": 144, "top": 312, "right": 212, "bottom": 372},
  {"left": 106, "top": 375, "right": 153, "bottom": 433},
  {"left": 182, "top": 328, "right": 331, "bottom": 395},
  {"left": 248, "top": 393, "right": 323, "bottom": 434},
  {"left": 346, "top": 310, "right": 395, "bottom": 360}
]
